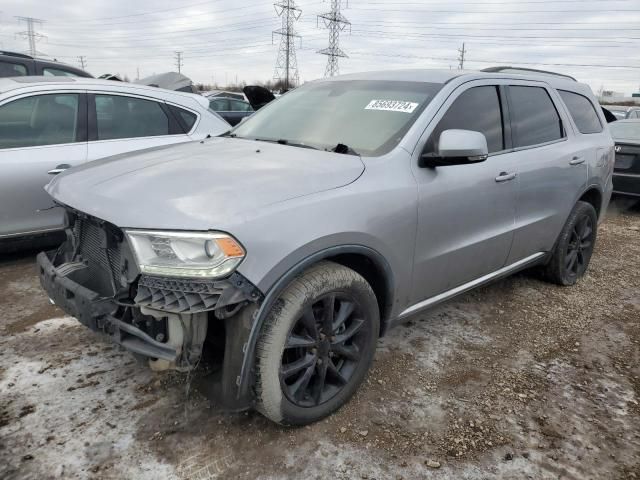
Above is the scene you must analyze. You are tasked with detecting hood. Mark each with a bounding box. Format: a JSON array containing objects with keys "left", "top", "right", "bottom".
[
  {"left": 243, "top": 85, "right": 276, "bottom": 110},
  {"left": 46, "top": 138, "right": 364, "bottom": 230}
]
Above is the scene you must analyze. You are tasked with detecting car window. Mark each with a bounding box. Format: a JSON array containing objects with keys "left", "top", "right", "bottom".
[
  {"left": 229, "top": 99, "right": 253, "bottom": 112},
  {"left": 232, "top": 80, "right": 443, "bottom": 157},
  {"left": 425, "top": 86, "right": 504, "bottom": 155},
  {"left": 43, "top": 67, "right": 81, "bottom": 77},
  {"left": 609, "top": 121, "right": 640, "bottom": 141},
  {"left": 209, "top": 98, "right": 230, "bottom": 112},
  {"left": 0, "top": 93, "right": 80, "bottom": 149},
  {"left": 0, "top": 61, "right": 28, "bottom": 77},
  {"left": 95, "top": 94, "right": 170, "bottom": 140},
  {"left": 558, "top": 90, "right": 602, "bottom": 134},
  {"left": 508, "top": 86, "right": 564, "bottom": 147},
  {"left": 168, "top": 105, "right": 198, "bottom": 131}
]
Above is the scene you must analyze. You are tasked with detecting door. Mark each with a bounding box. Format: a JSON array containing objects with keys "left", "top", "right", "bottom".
[
  {"left": 87, "top": 93, "right": 191, "bottom": 161},
  {"left": 410, "top": 84, "right": 518, "bottom": 303},
  {"left": 504, "top": 85, "right": 587, "bottom": 263},
  {"left": 0, "top": 92, "right": 87, "bottom": 237}
]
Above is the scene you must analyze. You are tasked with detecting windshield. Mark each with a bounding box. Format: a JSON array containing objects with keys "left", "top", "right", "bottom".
[
  {"left": 610, "top": 121, "right": 640, "bottom": 140},
  {"left": 229, "top": 80, "right": 442, "bottom": 156}
]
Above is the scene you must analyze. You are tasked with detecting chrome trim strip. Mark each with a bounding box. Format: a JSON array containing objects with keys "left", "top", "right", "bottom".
[{"left": 398, "top": 252, "right": 546, "bottom": 319}]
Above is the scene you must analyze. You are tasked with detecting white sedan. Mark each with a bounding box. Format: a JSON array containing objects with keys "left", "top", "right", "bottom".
[{"left": 0, "top": 77, "right": 229, "bottom": 245}]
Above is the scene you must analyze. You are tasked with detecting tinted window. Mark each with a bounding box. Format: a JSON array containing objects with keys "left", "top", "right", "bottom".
[
  {"left": 169, "top": 105, "right": 197, "bottom": 131},
  {"left": 43, "top": 67, "right": 81, "bottom": 77},
  {"left": 229, "top": 99, "right": 253, "bottom": 112},
  {"left": 0, "top": 94, "right": 79, "bottom": 149},
  {"left": 508, "top": 86, "right": 564, "bottom": 147},
  {"left": 558, "top": 90, "right": 602, "bottom": 134},
  {"left": 0, "top": 61, "right": 27, "bottom": 77},
  {"left": 426, "top": 86, "right": 504, "bottom": 154},
  {"left": 209, "top": 98, "right": 229, "bottom": 111},
  {"left": 95, "top": 95, "right": 169, "bottom": 140}
]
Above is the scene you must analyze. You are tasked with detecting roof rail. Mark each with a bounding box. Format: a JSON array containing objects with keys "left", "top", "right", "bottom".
[
  {"left": 481, "top": 66, "right": 576, "bottom": 82},
  {"left": 0, "top": 51, "right": 34, "bottom": 60}
]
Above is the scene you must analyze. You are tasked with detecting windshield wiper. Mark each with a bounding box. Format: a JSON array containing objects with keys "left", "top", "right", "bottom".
[
  {"left": 254, "top": 138, "right": 319, "bottom": 150},
  {"left": 330, "top": 143, "right": 359, "bottom": 156}
]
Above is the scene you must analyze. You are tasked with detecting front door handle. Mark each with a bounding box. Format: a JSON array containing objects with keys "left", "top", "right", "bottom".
[
  {"left": 569, "top": 156, "right": 585, "bottom": 166},
  {"left": 47, "top": 163, "right": 71, "bottom": 175},
  {"left": 495, "top": 171, "right": 517, "bottom": 183}
]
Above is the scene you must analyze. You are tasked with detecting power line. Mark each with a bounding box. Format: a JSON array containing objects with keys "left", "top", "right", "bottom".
[
  {"left": 317, "top": 0, "right": 351, "bottom": 77},
  {"left": 273, "top": 0, "right": 302, "bottom": 90},
  {"left": 15, "top": 16, "right": 46, "bottom": 57}
]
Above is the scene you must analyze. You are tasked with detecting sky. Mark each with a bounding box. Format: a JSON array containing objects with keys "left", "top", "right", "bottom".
[{"left": 0, "top": 0, "right": 639, "bottom": 95}]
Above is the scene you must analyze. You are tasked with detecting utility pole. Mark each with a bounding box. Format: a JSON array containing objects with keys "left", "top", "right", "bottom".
[
  {"left": 78, "top": 56, "right": 87, "bottom": 70},
  {"left": 174, "top": 51, "right": 183, "bottom": 73},
  {"left": 15, "top": 16, "right": 45, "bottom": 57},
  {"left": 458, "top": 43, "right": 467, "bottom": 70},
  {"left": 136, "top": 66, "right": 140, "bottom": 80},
  {"left": 273, "top": 0, "right": 302, "bottom": 91},
  {"left": 317, "top": 0, "right": 351, "bottom": 77}
]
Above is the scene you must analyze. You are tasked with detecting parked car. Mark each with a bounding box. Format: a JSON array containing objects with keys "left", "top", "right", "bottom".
[
  {"left": 0, "top": 51, "right": 92, "bottom": 78},
  {"left": 610, "top": 119, "right": 640, "bottom": 197},
  {"left": 606, "top": 106, "right": 640, "bottom": 120},
  {"left": 38, "top": 68, "right": 613, "bottom": 426},
  {"left": 204, "top": 90, "right": 246, "bottom": 101},
  {"left": 0, "top": 77, "right": 229, "bottom": 247},
  {"left": 208, "top": 86, "right": 276, "bottom": 125}
]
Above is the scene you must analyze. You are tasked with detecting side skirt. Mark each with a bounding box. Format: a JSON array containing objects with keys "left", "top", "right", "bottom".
[{"left": 391, "top": 252, "right": 547, "bottom": 326}]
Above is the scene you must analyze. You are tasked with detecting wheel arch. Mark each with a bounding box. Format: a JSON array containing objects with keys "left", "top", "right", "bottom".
[
  {"left": 237, "top": 245, "right": 395, "bottom": 400},
  {"left": 577, "top": 186, "right": 603, "bottom": 219}
]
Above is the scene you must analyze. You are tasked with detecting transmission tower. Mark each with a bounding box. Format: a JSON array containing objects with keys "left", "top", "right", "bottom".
[
  {"left": 15, "top": 16, "right": 46, "bottom": 57},
  {"left": 174, "top": 51, "right": 183, "bottom": 73},
  {"left": 273, "top": 0, "right": 302, "bottom": 90},
  {"left": 317, "top": 0, "right": 351, "bottom": 77},
  {"left": 458, "top": 43, "right": 467, "bottom": 70}
]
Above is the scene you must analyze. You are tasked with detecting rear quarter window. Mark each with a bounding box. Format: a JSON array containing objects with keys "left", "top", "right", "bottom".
[
  {"left": 558, "top": 90, "right": 603, "bottom": 134},
  {"left": 0, "top": 61, "right": 28, "bottom": 77}
]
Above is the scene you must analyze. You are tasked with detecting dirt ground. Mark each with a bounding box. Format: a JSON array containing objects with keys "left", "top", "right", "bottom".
[{"left": 1, "top": 198, "right": 639, "bottom": 480}]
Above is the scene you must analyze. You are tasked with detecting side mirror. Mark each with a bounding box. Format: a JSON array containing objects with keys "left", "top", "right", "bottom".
[{"left": 419, "top": 129, "right": 489, "bottom": 168}]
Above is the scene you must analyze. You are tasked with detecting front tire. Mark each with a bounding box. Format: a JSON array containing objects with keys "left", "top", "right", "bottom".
[
  {"left": 255, "top": 261, "right": 379, "bottom": 426},
  {"left": 543, "top": 201, "right": 598, "bottom": 286}
]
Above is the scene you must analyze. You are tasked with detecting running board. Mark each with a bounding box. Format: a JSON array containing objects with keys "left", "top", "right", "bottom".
[{"left": 397, "top": 252, "right": 546, "bottom": 320}]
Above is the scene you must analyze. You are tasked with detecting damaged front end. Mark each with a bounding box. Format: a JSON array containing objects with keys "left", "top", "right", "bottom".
[{"left": 38, "top": 208, "right": 263, "bottom": 407}]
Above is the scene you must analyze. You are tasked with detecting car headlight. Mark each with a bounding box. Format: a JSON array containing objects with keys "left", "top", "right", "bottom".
[{"left": 125, "top": 230, "right": 245, "bottom": 279}]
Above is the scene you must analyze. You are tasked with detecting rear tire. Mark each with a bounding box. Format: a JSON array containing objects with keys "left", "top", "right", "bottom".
[
  {"left": 255, "top": 261, "right": 379, "bottom": 426},
  {"left": 543, "top": 201, "right": 598, "bottom": 286}
]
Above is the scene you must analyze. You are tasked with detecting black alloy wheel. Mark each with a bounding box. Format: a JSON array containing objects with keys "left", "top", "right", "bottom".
[
  {"left": 564, "top": 213, "right": 594, "bottom": 278},
  {"left": 279, "top": 293, "right": 370, "bottom": 408}
]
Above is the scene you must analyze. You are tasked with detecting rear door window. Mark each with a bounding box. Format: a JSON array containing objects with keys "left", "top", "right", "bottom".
[
  {"left": 0, "top": 61, "right": 28, "bottom": 77},
  {"left": 43, "top": 67, "right": 82, "bottom": 77},
  {"left": 209, "top": 98, "right": 230, "bottom": 112},
  {"left": 0, "top": 93, "right": 80, "bottom": 149},
  {"left": 426, "top": 85, "right": 504, "bottom": 154},
  {"left": 508, "top": 86, "right": 564, "bottom": 148},
  {"left": 229, "top": 99, "right": 253, "bottom": 112},
  {"left": 95, "top": 94, "right": 170, "bottom": 140},
  {"left": 558, "top": 90, "right": 602, "bottom": 134}
]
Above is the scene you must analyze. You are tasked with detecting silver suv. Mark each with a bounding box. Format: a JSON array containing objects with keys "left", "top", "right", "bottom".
[{"left": 38, "top": 68, "right": 614, "bottom": 425}]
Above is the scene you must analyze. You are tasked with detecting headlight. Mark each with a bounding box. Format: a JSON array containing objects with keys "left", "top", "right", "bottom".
[{"left": 125, "top": 230, "right": 245, "bottom": 279}]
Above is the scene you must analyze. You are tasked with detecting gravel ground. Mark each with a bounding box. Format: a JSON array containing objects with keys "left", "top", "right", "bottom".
[{"left": 1, "top": 198, "right": 639, "bottom": 480}]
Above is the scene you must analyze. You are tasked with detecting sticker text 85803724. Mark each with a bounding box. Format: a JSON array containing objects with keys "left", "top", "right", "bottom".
[{"left": 365, "top": 99, "right": 419, "bottom": 113}]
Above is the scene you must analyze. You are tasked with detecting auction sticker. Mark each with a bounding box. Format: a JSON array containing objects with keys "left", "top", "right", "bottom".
[{"left": 365, "top": 99, "right": 419, "bottom": 113}]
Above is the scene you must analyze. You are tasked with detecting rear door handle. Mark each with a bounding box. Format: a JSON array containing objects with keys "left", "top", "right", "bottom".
[
  {"left": 47, "top": 163, "right": 71, "bottom": 175},
  {"left": 495, "top": 172, "right": 517, "bottom": 183},
  {"left": 569, "top": 156, "right": 585, "bottom": 166}
]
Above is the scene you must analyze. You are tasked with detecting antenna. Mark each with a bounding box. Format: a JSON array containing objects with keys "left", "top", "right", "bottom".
[
  {"left": 317, "top": 0, "right": 351, "bottom": 77},
  {"left": 273, "top": 0, "right": 302, "bottom": 90}
]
